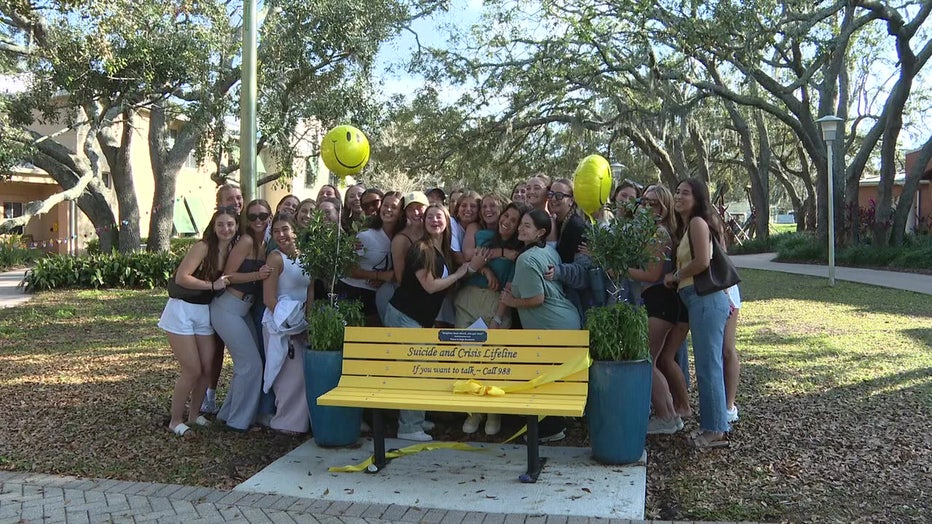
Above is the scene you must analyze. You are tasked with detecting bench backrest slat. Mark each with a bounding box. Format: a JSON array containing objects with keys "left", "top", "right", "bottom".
[
  {"left": 342, "top": 327, "right": 587, "bottom": 347},
  {"left": 342, "top": 359, "right": 589, "bottom": 383}
]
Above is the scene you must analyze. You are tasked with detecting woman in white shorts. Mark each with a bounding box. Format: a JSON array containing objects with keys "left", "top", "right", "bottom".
[
  {"left": 723, "top": 284, "right": 741, "bottom": 423},
  {"left": 159, "top": 207, "right": 237, "bottom": 436}
]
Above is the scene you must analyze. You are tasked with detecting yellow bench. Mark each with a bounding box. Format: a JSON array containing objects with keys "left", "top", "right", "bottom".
[{"left": 316, "top": 327, "right": 590, "bottom": 482}]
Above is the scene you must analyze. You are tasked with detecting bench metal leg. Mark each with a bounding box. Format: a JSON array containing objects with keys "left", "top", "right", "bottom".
[
  {"left": 520, "top": 415, "right": 546, "bottom": 483},
  {"left": 367, "top": 410, "right": 387, "bottom": 473}
]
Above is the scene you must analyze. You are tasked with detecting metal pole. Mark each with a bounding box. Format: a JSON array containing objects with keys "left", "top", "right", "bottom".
[
  {"left": 826, "top": 139, "right": 836, "bottom": 287},
  {"left": 240, "top": 0, "right": 258, "bottom": 203}
]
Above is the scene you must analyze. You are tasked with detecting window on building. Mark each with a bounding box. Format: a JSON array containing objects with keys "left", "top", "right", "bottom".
[
  {"left": 2, "top": 201, "right": 24, "bottom": 235},
  {"left": 305, "top": 156, "right": 319, "bottom": 188}
]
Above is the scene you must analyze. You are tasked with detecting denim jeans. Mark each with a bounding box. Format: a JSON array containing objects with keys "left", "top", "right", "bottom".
[
  {"left": 383, "top": 303, "right": 427, "bottom": 434},
  {"left": 679, "top": 285, "right": 730, "bottom": 433}
]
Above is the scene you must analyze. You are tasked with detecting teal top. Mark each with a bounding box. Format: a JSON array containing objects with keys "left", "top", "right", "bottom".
[
  {"left": 462, "top": 229, "right": 515, "bottom": 288},
  {"left": 511, "top": 245, "right": 581, "bottom": 330}
]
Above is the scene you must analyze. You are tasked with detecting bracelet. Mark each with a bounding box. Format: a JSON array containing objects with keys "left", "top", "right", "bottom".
[
  {"left": 492, "top": 316, "right": 505, "bottom": 324},
  {"left": 673, "top": 270, "right": 681, "bottom": 281},
  {"left": 467, "top": 265, "right": 477, "bottom": 273}
]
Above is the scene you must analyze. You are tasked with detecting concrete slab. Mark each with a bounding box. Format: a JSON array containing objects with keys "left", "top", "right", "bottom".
[
  {"left": 236, "top": 438, "right": 646, "bottom": 520},
  {"left": 0, "top": 269, "right": 31, "bottom": 308}
]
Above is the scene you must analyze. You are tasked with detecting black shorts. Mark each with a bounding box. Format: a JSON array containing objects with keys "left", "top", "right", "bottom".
[
  {"left": 641, "top": 284, "right": 688, "bottom": 324},
  {"left": 333, "top": 280, "right": 378, "bottom": 316}
]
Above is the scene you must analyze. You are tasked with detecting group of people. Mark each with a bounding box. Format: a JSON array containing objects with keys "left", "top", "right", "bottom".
[{"left": 158, "top": 175, "right": 740, "bottom": 449}]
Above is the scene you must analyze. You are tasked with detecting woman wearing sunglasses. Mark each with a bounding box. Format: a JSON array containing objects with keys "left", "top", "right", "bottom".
[
  {"left": 627, "top": 185, "right": 691, "bottom": 435},
  {"left": 545, "top": 178, "right": 595, "bottom": 323},
  {"left": 209, "top": 199, "right": 274, "bottom": 431},
  {"left": 338, "top": 191, "right": 403, "bottom": 326}
]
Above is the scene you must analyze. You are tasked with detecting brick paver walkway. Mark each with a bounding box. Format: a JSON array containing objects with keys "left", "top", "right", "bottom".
[{"left": 0, "top": 472, "right": 745, "bottom": 524}]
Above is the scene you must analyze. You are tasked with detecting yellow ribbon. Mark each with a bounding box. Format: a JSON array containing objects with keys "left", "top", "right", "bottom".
[
  {"left": 452, "top": 380, "right": 505, "bottom": 396},
  {"left": 453, "top": 353, "right": 592, "bottom": 396},
  {"left": 329, "top": 441, "right": 484, "bottom": 472},
  {"left": 453, "top": 353, "right": 593, "bottom": 443}
]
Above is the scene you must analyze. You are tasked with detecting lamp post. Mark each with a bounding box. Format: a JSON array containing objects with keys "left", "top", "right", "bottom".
[
  {"left": 240, "top": 0, "right": 258, "bottom": 203},
  {"left": 816, "top": 115, "right": 843, "bottom": 287}
]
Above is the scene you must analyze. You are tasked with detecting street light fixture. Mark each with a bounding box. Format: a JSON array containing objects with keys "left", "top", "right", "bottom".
[{"left": 816, "top": 115, "right": 843, "bottom": 287}]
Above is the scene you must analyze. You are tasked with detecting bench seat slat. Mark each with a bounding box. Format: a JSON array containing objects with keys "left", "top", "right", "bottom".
[
  {"left": 343, "top": 327, "right": 588, "bottom": 347},
  {"left": 340, "top": 360, "right": 589, "bottom": 382},
  {"left": 318, "top": 389, "right": 587, "bottom": 416},
  {"left": 332, "top": 375, "right": 589, "bottom": 394}
]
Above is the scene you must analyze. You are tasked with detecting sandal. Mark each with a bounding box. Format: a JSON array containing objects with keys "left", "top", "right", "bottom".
[
  {"left": 691, "top": 432, "right": 729, "bottom": 449},
  {"left": 170, "top": 423, "right": 191, "bottom": 437},
  {"left": 192, "top": 415, "right": 211, "bottom": 427}
]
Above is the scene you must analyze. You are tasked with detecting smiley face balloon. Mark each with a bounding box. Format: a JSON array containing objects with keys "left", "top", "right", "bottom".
[
  {"left": 573, "top": 154, "right": 613, "bottom": 216},
  {"left": 321, "top": 125, "right": 370, "bottom": 177}
]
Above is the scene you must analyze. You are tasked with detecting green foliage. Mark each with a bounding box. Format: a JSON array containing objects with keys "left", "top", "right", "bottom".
[
  {"left": 86, "top": 236, "right": 198, "bottom": 256},
  {"left": 295, "top": 211, "right": 363, "bottom": 351},
  {"left": 773, "top": 233, "right": 932, "bottom": 271},
  {"left": 585, "top": 201, "right": 660, "bottom": 296},
  {"left": 583, "top": 201, "right": 658, "bottom": 361},
  {"left": 25, "top": 252, "right": 179, "bottom": 292},
  {"left": 307, "top": 300, "right": 364, "bottom": 352},
  {"left": 585, "top": 302, "right": 650, "bottom": 362},
  {"left": 295, "top": 211, "right": 359, "bottom": 297},
  {"left": 0, "top": 235, "right": 43, "bottom": 271},
  {"left": 728, "top": 231, "right": 799, "bottom": 255}
]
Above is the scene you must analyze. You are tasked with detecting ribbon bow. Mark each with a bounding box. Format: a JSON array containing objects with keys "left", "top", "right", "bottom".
[{"left": 453, "top": 379, "right": 505, "bottom": 396}]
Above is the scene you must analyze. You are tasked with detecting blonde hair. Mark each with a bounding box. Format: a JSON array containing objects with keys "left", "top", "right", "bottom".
[
  {"left": 412, "top": 204, "right": 453, "bottom": 278},
  {"left": 643, "top": 184, "right": 679, "bottom": 241}
]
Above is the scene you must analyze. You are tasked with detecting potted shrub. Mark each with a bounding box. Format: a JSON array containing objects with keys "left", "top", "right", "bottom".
[
  {"left": 583, "top": 200, "right": 658, "bottom": 464},
  {"left": 295, "top": 211, "right": 365, "bottom": 447}
]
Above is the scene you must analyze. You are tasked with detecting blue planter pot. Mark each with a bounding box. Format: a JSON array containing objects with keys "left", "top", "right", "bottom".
[
  {"left": 304, "top": 349, "right": 362, "bottom": 447},
  {"left": 587, "top": 359, "right": 652, "bottom": 464}
]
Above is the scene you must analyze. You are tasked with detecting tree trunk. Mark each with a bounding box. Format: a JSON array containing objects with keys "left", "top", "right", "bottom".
[
  {"left": 100, "top": 108, "right": 142, "bottom": 253},
  {"left": 891, "top": 135, "right": 932, "bottom": 245},
  {"left": 19, "top": 125, "right": 119, "bottom": 252},
  {"left": 146, "top": 104, "right": 175, "bottom": 253},
  {"left": 623, "top": 126, "right": 678, "bottom": 189},
  {"left": 147, "top": 102, "right": 203, "bottom": 252}
]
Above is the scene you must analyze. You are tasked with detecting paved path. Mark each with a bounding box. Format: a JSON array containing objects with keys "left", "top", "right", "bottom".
[
  {"left": 730, "top": 252, "right": 932, "bottom": 295},
  {"left": 0, "top": 268, "right": 31, "bottom": 308},
  {"left": 0, "top": 472, "right": 718, "bottom": 524}
]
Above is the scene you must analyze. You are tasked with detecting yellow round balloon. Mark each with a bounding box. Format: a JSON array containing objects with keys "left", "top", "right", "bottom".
[
  {"left": 573, "top": 154, "right": 613, "bottom": 215},
  {"left": 321, "top": 125, "right": 370, "bottom": 177}
]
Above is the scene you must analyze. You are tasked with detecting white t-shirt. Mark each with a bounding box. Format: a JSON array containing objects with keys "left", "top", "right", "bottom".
[
  {"left": 341, "top": 228, "right": 392, "bottom": 291},
  {"left": 450, "top": 217, "right": 465, "bottom": 253}
]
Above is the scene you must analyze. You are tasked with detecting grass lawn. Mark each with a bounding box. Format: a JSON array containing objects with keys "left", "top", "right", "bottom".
[{"left": 0, "top": 272, "right": 929, "bottom": 522}]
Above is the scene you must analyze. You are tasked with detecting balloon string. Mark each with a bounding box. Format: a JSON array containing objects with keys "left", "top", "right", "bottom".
[{"left": 331, "top": 219, "right": 340, "bottom": 308}]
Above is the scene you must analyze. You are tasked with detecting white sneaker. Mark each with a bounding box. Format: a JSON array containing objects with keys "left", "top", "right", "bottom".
[
  {"left": 462, "top": 413, "right": 484, "bottom": 434},
  {"left": 200, "top": 397, "right": 217, "bottom": 415},
  {"left": 397, "top": 430, "right": 433, "bottom": 442},
  {"left": 647, "top": 416, "right": 681, "bottom": 435},
  {"left": 726, "top": 405, "right": 739, "bottom": 423},
  {"left": 484, "top": 414, "right": 501, "bottom": 436},
  {"left": 421, "top": 420, "right": 435, "bottom": 431}
]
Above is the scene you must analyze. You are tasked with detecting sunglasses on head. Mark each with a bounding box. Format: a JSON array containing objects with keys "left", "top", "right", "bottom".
[
  {"left": 637, "top": 198, "right": 659, "bottom": 207},
  {"left": 247, "top": 212, "right": 271, "bottom": 221},
  {"left": 216, "top": 205, "right": 239, "bottom": 215},
  {"left": 547, "top": 191, "right": 572, "bottom": 201}
]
